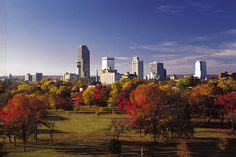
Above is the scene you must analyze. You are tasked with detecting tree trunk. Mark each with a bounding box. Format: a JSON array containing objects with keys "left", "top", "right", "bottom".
[
  {"left": 153, "top": 131, "right": 157, "bottom": 143},
  {"left": 22, "top": 130, "right": 27, "bottom": 152},
  {"left": 8, "top": 131, "right": 11, "bottom": 143},
  {"left": 50, "top": 130, "right": 53, "bottom": 145},
  {"left": 208, "top": 111, "right": 211, "bottom": 124},
  {"left": 116, "top": 134, "right": 120, "bottom": 142},
  {"left": 139, "top": 129, "right": 142, "bottom": 138},
  {"left": 13, "top": 131, "right": 16, "bottom": 146},
  {"left": 171, "top": 129, "right": 174, "bottom": 140},
  {"left": 221, "top": 113, "right": 224, "bottom": 125},
  {"left": 35, "top": 123, "right": 38, "bottom": 141},
  {"left": 231, "top": 119, "right": 234, "bottom": 130},
  {"left": 153, "top": 125, "right": 157, "bottom": 143}
]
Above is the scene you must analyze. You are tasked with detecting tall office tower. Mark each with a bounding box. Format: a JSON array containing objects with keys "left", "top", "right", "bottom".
[
  {"left": 148, "top": 61, "right": 166, "bottom": 81},
  {"left": 32, "top": 73, "right": 43, "bottom": 82},
  {"left": 77, "top": 45, "right": 90, "bottom": 80},
  {"left": 149, "top": 61, "right": 158, "bottom": 74},
  {"left": 194, "top": 60, "right": 207, "bottom": 79},
  {"left": 102, "top": 57, "right": 115, "bottom": 70},
  {"left": 132, "top": 57, "right": 144, "bottom": 79}
]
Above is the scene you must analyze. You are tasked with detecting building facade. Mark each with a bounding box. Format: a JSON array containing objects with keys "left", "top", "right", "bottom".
[
  {"left": 77, "top": 45, "right": 90, "bottom": 80},
  {"left": 102, "top": 57, "right": 115, "bottom": 70},
  {"left": 25, "top": 73, "right": 32, "bottom": 82},
  {"left": 132, "top": 57, "right": 144, "bottom": 79},
  {"left": 194, "top": 60, "right": 207, "bottom": 79},
  {"left": 62, "top": 73, "right": 78, "bottom": 82},
  {"left": 32, "top": 73, "right": 43, "bottom": 82},
  {"left": 148, "top": 61, "right": 166, "bottom": 81},
  {"left": 100, "top": 69, "right": 121, "bottom": 84}
]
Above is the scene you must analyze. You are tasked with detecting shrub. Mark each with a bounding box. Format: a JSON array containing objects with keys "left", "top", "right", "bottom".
[
  {"left": 217, "top": 138, "right": 229, "bottom": 151},
  {"left": 108, "top": 139, "right": 121, "bottom": 154},
  {"left": 176, "top": 140, "right": 191, "bottom": 157}
]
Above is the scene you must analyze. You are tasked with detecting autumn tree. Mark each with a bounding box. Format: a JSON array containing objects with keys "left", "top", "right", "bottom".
[
  {"left": 83, "top": 87, "right": 94, "bottom": 106},
  {"left": 117, "top": 91, "right": 132, "bottom": 113},
  {"left": 0, "top": 94, "right": 47, "bottom": 151},
  {"left": 189, "top": 84, "right": 219, "bottom": 124},
  {"left": 217, "top": 77, "right": 236, "bottom": 93},
  {"left": 216, "top": 92, "right": 236, "bottom": 130},
  {"left": 108, "top": 82, "right": 121, "bottom": 107},
  {"left": 72, "top": 92, "right": 84, "bottom": 110},
  {"left": 93, "top": 84, "right": 111, "bottom": 107},
  {"left": 176, "top": 76, "right": 200, "bottom": 90},
  {"left": 129, "top": 84, "right": 167, "bottom": 142}
]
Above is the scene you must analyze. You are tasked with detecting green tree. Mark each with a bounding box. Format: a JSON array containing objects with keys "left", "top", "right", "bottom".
[
  {"left": 176, "top": 76, "right": 200, "bottom": 89},
  {"left": 83, "top": 87, "right": 94, "bottom": 106}
]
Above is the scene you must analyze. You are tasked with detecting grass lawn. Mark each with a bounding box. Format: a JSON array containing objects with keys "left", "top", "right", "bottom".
[{"left": 2, "top": 111, "right": 236, "bottom": 157}]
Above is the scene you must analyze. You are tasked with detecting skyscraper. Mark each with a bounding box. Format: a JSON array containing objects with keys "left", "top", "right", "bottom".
[
  {"left": 194, "top": 60, "right": 207, "bottom": 79},
  {"left": 148, "top": 61, "right": 166, "bottom": 81},
  {"left": 132, "top": 57, "right": 144, "bottom": 79},
  {"left": 77, "top": 45, "right": 90, "bottom": 80},
  {"left": 32, "top": 73, "right": 43, "bottom": 82},
  {"left": 102, "top": 57, "right": 115, "bottom": 70}
]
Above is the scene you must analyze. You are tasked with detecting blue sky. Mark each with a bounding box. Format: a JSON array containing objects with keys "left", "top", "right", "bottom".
[{"left": 0, "top": 0, "right": 236, "bottom": 76}]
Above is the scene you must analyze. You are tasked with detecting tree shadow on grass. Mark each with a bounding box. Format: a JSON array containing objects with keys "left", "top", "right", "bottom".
[{"left": 46, "top": 115, "right": 68, "bottom": 121}]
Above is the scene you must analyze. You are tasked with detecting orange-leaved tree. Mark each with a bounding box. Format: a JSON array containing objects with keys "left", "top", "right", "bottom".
[
  {"left": 129, "top": 84, "right": 167, "bottom": 142},
  {"left": 0, "top": 93, "right": 47, "bottom": 151}
]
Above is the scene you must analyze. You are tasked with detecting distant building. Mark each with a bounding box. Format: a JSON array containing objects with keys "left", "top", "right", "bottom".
[
  {"left": 169, "top": 74, "right": 177, "bottom": 80},
  {"left": 100, "top": 57, "right": 121, "bottom": 84},
  {"left": 25, "top": 73, "right": 33, "bottom": 82},
  {"left": 102, "top": 57, "right": 115, "bottom": 70},
  {"left": 194, "top": 60, "right": 207, "bottom": 79},
  {"left": 147, "top": 61, "right": 166, "bottom": 81},
  {"left": 132, "top": 57, "right": 144, "bottom": 79},
  {"left": 219, "top": 71, "right": 236, "bottom": 80},
  {"left": 32, "top": 73, "right": 43, "bottom": 82},
  {"left": 62, "top": 73, "right": 78, "bottom": 82},
  {"left": 121, "top": 72, "right": 137, "bottom": 79},
  {"left": 77, "top": 45, "right": 90, "bottom": 80},
  {"left": 100, "top": 69, "right": 121, "bottom": 84},
  {"left": 146, "top": 72, "right": 156, "bottom": 80},
  {"left": 1, "top": 74, "right": 13, "bottom": 81}
]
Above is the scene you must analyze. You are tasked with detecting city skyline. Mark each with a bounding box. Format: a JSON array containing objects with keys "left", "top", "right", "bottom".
[{"left": 0, "top": 0, "right": 236, "bottom": 76}]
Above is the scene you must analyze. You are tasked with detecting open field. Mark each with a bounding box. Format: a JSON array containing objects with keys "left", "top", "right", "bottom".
[{"left": 2, "top": 111, "right": 236, "bottom": 157}]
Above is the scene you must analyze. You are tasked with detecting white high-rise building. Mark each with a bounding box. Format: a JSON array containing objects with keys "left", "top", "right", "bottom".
[
  {"left": 102, "top": 57, "right": 115, "bottom": 70},
  {"left": 132, "top": 57, "right": 144, "bottom": 79},
  {"left": 100, "top": 57, "right": 121, "bottom": 84},
  {"left": 25, "top": 73, "right": 32, "bottom": 82},
  {"left": 194, "top": 60, "right": 207, "bottom": 79}
]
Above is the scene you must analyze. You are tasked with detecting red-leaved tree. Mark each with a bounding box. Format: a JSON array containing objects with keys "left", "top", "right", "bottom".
[
  {"left": 0, "top": 93, "right": 47, "bottom": 151},
  {"left": 117, "top": 91, "right": 133, "bottom": 113},
  {"left": 216, "top": 92, "right": 236, "bottom": 130}
]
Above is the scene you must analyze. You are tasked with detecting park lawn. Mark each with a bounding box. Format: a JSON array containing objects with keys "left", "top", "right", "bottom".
[
  {"left": 4, "top": 112, "right": 128, "bottom": 157},
  {"left": 194, "top": 128, "right": 234, "bottom": 138},
  {"left": 3, "top": 111, "right": 236, "bottom": 157}
]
